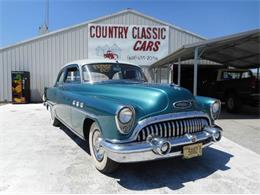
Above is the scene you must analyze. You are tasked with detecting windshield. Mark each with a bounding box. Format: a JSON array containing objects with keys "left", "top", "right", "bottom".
[{"left": 82, "top": 63, "right": 147, "bottom": 83}]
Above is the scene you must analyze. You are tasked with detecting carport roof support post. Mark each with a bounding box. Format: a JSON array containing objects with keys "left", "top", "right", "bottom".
[
  {"left": 193, "top": 47, "right": 199, "bottom": 96},
  {"left": 178, "top": 58, "right": 181, "bottom": 86}
]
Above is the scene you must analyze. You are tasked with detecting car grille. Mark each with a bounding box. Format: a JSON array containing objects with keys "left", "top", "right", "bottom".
[{"left": 136, "top": 117, "right": 209, "bottom": 142}]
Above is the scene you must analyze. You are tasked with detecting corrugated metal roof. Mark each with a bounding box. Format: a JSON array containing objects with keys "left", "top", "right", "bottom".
[
  {"left": 151, "top": 29, "right": 260, "bottom": 68},
  {"left": 0, "top": 9, "right": 206, "bottom": 51}
]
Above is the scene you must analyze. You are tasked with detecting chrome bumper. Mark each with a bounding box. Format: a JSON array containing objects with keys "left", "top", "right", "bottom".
[{"left": 100, "top": 126, "right": 222, "bottom": 163}]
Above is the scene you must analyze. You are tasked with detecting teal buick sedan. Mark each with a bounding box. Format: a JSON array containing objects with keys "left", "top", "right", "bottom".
[{"left": 43, "top": 59, "right": 222, "bottom": 173}]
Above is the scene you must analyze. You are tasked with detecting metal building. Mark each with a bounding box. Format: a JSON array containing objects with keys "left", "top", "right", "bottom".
[{"left": 0, "top": 9, "right": 205, "bottom": 102}]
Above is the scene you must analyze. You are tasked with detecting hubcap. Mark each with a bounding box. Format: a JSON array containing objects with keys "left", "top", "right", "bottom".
[
  {"left": 227, "top": 97, "right": 234, "bottom": 109},
  {"left": 92, "top": 130, "right": 105, "bottom": 161}
]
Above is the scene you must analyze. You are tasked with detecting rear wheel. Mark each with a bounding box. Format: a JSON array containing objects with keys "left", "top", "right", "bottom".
[
  {"left": 226, "top": 94, "right": 240, "bottom": 113},
  {"left": 48, "top": 105, "right": 61, "bottom": 127},
  {"left": 89, "top": 122, "right": 118, "bottom": 174}
]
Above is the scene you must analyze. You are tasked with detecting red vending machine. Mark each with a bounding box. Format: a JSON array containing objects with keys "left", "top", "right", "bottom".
[{"left": 11, "top": 71, "right": 30, "bottom": 104}]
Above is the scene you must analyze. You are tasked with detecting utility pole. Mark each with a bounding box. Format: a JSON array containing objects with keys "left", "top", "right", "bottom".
[{"left": 38, "top": 0, "right": 49, "bottom": 35}]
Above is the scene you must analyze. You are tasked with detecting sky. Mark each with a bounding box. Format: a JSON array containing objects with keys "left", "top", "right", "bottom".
[{"left": 0, "top": 0, "right": 259, "bottom": 48}]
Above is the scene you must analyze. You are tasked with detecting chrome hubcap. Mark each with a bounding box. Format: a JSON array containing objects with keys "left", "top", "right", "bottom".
[{"left": 92, "top": 130, "right": 105, "bottom": 161}]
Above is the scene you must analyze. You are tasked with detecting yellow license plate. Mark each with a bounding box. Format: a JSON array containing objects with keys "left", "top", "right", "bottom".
[{"left": 183, "top": 143, "right": 203, "bottom": 159}]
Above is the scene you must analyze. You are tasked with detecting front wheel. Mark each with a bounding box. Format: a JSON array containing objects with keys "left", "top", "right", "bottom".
[
  {"left": 226, "top": 94, "right": 240, "bottom": 113},
  {"left": 89, "top": 122, "right": 118, "bottom": 174}
]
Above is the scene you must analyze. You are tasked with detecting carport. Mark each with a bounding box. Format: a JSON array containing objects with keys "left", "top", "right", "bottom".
[{"left": 151, "top": 29, "right": 260, "bottom": 95}]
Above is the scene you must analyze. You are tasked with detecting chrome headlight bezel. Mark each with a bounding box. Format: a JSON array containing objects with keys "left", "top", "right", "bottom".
[
  {"left": 210, "top": 100, "right": 221, "bottom": 120},
  {"left": 115, "top": 106, "right": 135, "bottom": 134}
]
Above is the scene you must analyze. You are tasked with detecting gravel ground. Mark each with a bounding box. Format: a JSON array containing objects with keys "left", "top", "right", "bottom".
[{"left": 0, "top": 104, "right": 260, "bottom": 193}]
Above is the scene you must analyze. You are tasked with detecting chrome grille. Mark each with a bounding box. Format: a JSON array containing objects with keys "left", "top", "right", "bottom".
[{"left": 136, "top": 117, "right": 209, "bottom": 142}]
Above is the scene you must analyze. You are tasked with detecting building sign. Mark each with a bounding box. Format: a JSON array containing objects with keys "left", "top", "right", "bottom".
[{"left": 88, "top": 24, "right": 169, "bottom": 65}]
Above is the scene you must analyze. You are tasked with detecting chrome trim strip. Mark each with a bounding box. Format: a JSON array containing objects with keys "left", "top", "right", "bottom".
[
  {"left": 176, "top": 120, "right": 179, "bottom": 136},
  {"left": 179, "top": 120, "right": 183, "bottom": 136},
  {"left": 195, "top": 119, "right": 198, "bottom": 132},
  {"left": 151, "top": 125, "right": 155, "bottom": 136},
  {"left": 191, "top": 119, "right": 194, "bottom": 133},
  {"left": 142, "top": 128, "right": 146, "bottom": 141},
  {"left": 155, "top": 124, "right": 159, "bottom": 136},
  {"left": 159, "top": 123, "right": 163, "bottom": 137},
  {"left": 46, "top": 100, "right": 98, "bottom": 120},
  {"left": 163, "top": 122, "right": 167, "bottom": 137},
  {"left": 168, "top": 122, "right": 172, "bottom": 137},
  {"left": 183, "top": 120, "right": 187, "bottom": 134},
  {"left": 171, "top": 121, "right": 175, "bottom": 137}
]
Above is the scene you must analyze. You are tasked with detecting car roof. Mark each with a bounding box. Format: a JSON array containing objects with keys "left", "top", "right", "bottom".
[{"left": 62, "top": 58, "right": 140, "bottom": 69}]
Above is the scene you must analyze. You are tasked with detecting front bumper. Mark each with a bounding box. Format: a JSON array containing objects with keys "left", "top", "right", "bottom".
[{"left": 100, "top": 126, "right": 222, "bottom": 163}]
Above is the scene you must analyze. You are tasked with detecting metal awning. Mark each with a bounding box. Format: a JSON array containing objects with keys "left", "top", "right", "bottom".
[{"left": 151, "top": 29, "right": 260, "bottom": 69}]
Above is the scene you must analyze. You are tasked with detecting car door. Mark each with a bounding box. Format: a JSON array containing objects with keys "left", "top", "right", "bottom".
[
  {"left": 56, "top": 65, "right": 80, "bottom": 128},
  {"left": 69, "top": 66, "right": 86, "bottom": 137},
  {"left": 53, "top": 68, "right": 66, "bottom": 119}
]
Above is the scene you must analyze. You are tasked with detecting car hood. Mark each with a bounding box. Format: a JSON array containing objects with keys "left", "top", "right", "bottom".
[{"left": 72, "top": 81, "right": 197, "bottom": 117}]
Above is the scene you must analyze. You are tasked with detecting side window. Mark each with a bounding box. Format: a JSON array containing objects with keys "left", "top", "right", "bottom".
[
  {"left": 56, "top": 70, "right": 65, "bottom": 85},
  {"left": 64, "top": 66, "right": 81, "bottom": 83},
  {"left": 241, "top": 71, "right": 252, "bottom": 79},
  {"left": 222, "top": 71, "right": 241, "bottom": 80}
]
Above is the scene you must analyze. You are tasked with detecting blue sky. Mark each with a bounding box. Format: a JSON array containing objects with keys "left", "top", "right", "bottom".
[{"left": 0, "top": 0, "right": 259, "bottom": 48}]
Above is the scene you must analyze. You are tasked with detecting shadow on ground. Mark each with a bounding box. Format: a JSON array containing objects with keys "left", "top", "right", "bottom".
[
  {"left": 110, "top": 147, "right": 232, "bottom": 191},
  {"left": 219, "top": 105, "right": 260, "bottom": 120},
  {"left": 60, "top": 125, "right": 233, "bottom": 191},
  {"left": 60, "top": 125, "right": 90, "bottom": 155}
]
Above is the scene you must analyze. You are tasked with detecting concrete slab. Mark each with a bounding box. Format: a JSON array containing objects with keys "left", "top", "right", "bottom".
[
  {"left": 0, "top": 104, "right": 260, "bottom": 193},
  {"left": 217, "top": 106, "right": 260, "bottom": 154}
]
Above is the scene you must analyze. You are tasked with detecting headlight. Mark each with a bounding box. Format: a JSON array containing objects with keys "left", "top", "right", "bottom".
[
  {"left": 210, "top": 100, "right": 221, "bottom": 120},
  {"left": 116, "top": 106, "right": 135, "bottom": 134},
  {"left": 118, "top": 107, "right": 133, "bottom": 124}
]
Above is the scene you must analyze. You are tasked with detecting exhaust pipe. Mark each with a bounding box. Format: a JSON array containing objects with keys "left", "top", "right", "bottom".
[{"left": 148, "top": 137, "right": 171, "bottom": 155}]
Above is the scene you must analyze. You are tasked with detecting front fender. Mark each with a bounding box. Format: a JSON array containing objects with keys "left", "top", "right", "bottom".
[
  {"left": 75, "top": 93, "right": 145, "bottom": 141},
  {"left": 195, "top": 96, "right": 220, "bottom": 123}
]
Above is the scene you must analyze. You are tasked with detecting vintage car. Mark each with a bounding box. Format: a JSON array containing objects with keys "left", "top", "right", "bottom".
[{"left": 43, "top": 59, "right": 222, "bottom": 173}]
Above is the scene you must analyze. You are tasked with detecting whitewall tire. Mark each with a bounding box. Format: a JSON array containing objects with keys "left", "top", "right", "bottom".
[{"left": 89, "top": 122, "right": 118, "bottom": 173}]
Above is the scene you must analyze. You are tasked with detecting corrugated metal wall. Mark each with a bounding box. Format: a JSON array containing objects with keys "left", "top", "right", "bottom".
[
  {"left": 0, "top": 10, "right": 204, "bottom": 102},
  {"left": 0, "top": 26, "right": 88, "bottom": 102}
]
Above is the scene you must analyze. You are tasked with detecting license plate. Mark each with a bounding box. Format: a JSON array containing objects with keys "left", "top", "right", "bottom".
[{"left": 183, "top": 143, "right": 203, "bottom": 159}]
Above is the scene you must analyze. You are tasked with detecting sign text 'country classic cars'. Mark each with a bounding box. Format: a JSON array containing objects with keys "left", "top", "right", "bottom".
[{"left": 88, "top": 24, "right": 169, "bottom": 65}]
